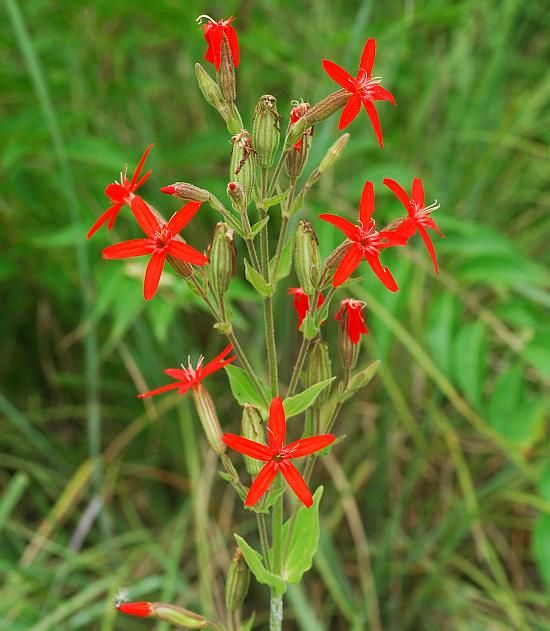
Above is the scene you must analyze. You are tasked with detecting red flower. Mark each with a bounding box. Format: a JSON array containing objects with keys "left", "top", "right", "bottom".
[
  {"left": 116, "top": 602, "right": 153, "bottom": 618},
  {"left": 335, "top": 299, "right": 368, "bottom": 344},
  {"left": 87, "top": 144, "right": 153, "bottom": 239},
  {"left": 198, "top": 15, "right": 239, "bottom": 71},
  {"left": 383, "top": 177, "right": 444, "bottom": 273},
  {"left": 322, "top": 38, "right": 395, "bottom": 146},
  {"left": 288, "top": 288, "right": 324, "bottom": 329},
  {"left": 320, "top": 180, "right": 407, "bottom": 290},
  {"left": 138, "top": 344, "right": 236, "bottom": 398},
  {"left": 290, "top": 102, "right": 313, "bottom": 151},
  {"left": 223, "top": 397, "right": 335, "bottom": 507},
  {"left": 102, "top": 196, "right": 207, "bottom": 300}
]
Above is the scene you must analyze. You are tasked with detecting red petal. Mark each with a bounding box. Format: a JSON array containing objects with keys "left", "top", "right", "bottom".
[
  {"left": 102, "top": 238, "right": 151, "bottom": 259},
  {"left": 223, "top": 434, "right": 272, "bottom": 460},
  {"left": 333, "top": 244, "right": 363, "bottom": 287},
  {"left": 201, "top": 343, "right": 236, "bottom": 379},
  {"left": 137, "top": 382, "right": 181, "bottom": 398},
  {"left": 105, "top": 182, "right": 127, "bottom": 202},
  {"left": 359, "top": 38, "right": 376, "bottom": 75},
  {"left": 160, "top": 185, "right": 176, "bottom": 195},
  {"left": 117, "top": 602, "right": 153, "bottom": 617},
  {"left": 322, "top": 59, "right": 355, "bottom": 91},
  {"left": 131, "top": 196, "right": 160, "bottom": 238},
  {"left": 365, "top": 253, "right": 398, "bottom": 292},
  {"left": 279, "top": 461, "right": 313, "bottom": 507},
  {"left": 284, "top": 434, "right": 335, "bottom": 459},
  {"left": 362, "top": 99, "right": 384, "bottom": 148},
  {"left": 347, "top": 305, "right": 368, "bottom": 343},
  {"left": 418, "top": 225, "right": 439, "bottom": 273},
  {"left": 209, "top": 26, "right": 224, "bottom": 70},
  {"left": 268, "top": 397, "right": 286, "bottom": 451},
  {"left": 86, "top": 203, "right": 122, "bottom": 238},
  {"left": 319, "top": 213, "right": 360, "bottom": 241},
  {"left": 129, "top": 144, "right": 154, "bottom": 187},
  {"left": 424, "top": 216, "right": 445, "bottom": 238},
  {"left": 383, "top": 178, "right": 412, "bottom": 214},
  {"left": 290, "top": 290, "right": 309, "bottom": 329},
  {"left": 225, "top": 24, "right": 240, "bottom": 67},
  {"left": 245, "top": 462, "right": 278, "bottom": 507},
  {"left": 359, "top": 180, "right": 375, "bottom": 225},
  {"left": 133, "top": 169, "right": 153, "bottom": 191},
  {"left": 166, "top": 241, "right": 208, "bottom": 265},
  {"left": 412, "top": 177, "right": 425, "bottom": 208},
  {"left": 370, "top": 85, "right": 396, "bottom": 105},
  {"left": 338, "top": 93, "right": 361, "bottom": 130},
  {"left": 144, "top": 252, "right": 166, "bottom": 300},
  {"left": 168, "top": 201, "right": 202, "bottom": 235}
]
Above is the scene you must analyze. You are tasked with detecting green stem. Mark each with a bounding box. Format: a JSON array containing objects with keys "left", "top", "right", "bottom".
[
  {"left": 270, "top": 476, "right": 284, "bottom": 631},
  {"left": 240, "top": 208, "right": 262, "bottom": 272},
  {"left": 267, "top": 147, "right": 290, "bottom": 198}
]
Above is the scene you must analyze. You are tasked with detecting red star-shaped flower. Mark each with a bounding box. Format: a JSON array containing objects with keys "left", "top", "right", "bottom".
[
  {"left": 102, "top": 196, "right": 207, "bottom": 300},
  {"left": 87, "top": 144, "right": 153, "bottom": 239},
  {"left": 335, "top": 299, "right": 368, "bottom": 344},
  {"left": 383, "top": 177, "right": 444, "bottom": 273},
  {"left": 198, "top": 15, "right": 240, "bottom": 71},
  {"left": 320, "top": 180, "right": 407, "bottom": 290},
  {"left": 322, "top": 38, "right": 395, "bottom": 146},
  {"left": 223, "top": 397, "right": 335, "bottom": 507},
  {"left": 288, "top": 287, "right": 324, "bottom": 329},
  {"left": 138, "top": 344, "right": 236, "bottom": 398}
]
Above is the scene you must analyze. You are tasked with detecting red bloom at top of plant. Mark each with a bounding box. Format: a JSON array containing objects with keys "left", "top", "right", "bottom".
[
  {"left": 288, "top": 287, "right": 324, "bottom": 329},
  {"left": 116, "top": 602, "right": 153, "bottom": 618},
  {"left": 290, "top": 101, "right": 313, "bottom": 151},
  {"left": 102, "top": 196, "right": 207, "bottom": 300},
  {"left": 138, "top": 344, "right": 236, "bottom": 398},
  {"left": 322, "top": 38, "right": 395, "bottom": 146},
  {"left": 223, "top": 397, "right": 335, "bottom": 508},
  {"left": 198, "top": 15, "right": 240, "bottom": 71},
  {"left": 383, "top": 177, "right": 444, "bottom": 273},
  {"left": 320, "top": 180, "right": 407, "bottom": 290},
  {"left": 87, "top": 144, "right": 153, "bottom": 239},
  {"left": 335, "top": 299, "right": 368, "bottom": 344}
]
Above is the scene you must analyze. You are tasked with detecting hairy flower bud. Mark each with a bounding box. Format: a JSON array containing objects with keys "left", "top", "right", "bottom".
[
  {"left": 326, "top": 240, "right": 352, "bottom": 270},
  {"left": 304, "top": 340, "right": 332, "bottom": 408},
  {"left": 208, "top": 222, "right": 236, "bottom": 297},
  {"left": 230, "top": 130, "right": 256, "bottom": 204},
  {"left": 219, "top": 35, "right": 236, "bottom": 101},
  {"left": 160, "top": 182, "right": 211, "bottom": 203},
  {"left": 294, "top": 221, "right": 321, "bottom": 295},
  {"left": 227, "top": 181, "right": 247, "bottom": 213},
  {"left": 252, "top": 95, "right": 280, "bottom": 168},
  {"left": 241, "top": 405, "right": 264, "bottom": 475},
  {"left": 117, "top": 601, "right": 207, "bottom": 628},
  {"left": 319, "top": 133, "right": 350, "bottom": 173},
  {"left": 192, "top": 384, "right": 225, "bottom": 454},
  {"left": 195, "top": 62, "right": 226, "bottom": 112},
  {"left": 306, "top": 89, "right": 351, "bottom": 125},
  {"left": 225, "top": 547, "right": 251, "bottom": 612}
]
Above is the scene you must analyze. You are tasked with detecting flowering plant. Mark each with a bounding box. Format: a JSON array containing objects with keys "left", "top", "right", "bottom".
[{"left": 88, "top": 14, "right": 443, "bottom": 631}]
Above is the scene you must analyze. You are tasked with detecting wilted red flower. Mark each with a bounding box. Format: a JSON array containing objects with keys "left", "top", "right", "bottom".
[
  {"left": 87, "top": 144, "right": 153, "bottom": 239},
  {"left": 198, "top": 15, "right": 240, "bottom": 71},
  {"left": 335, "top": 299, "right": 368, "bottom": 344},
  {"left": 102, "top": 196, "right": 207, "bottom": 300},
  {"left": 116, "top": 602, "right": 153, "bottom": 618},
  {"left": 383, "top": 177, "right": 444, "bottom": 273},
  {"left": 138, "top": 344, "right": 236, "bottom": 398},
  {"left": 322, "top": 38, "right": 395, "bottom": 146},
  {"left": 290, "top": 102, "right": 313, "bottom": 151},
  {"left": 288, "top": 288, "right": 324, "bottom": 329},
  {"left": 223, "top": 397, "right": 335, "bottom": 507},
  {"left": 320, "top": 180, "right": 407, "bottom": 290}
]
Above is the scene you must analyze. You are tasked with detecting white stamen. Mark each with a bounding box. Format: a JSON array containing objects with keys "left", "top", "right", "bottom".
[
  {"left": 115, "top": 587, "right": 130, "bottom": 607},
  {"left": 196, "top": 14, "right": 215, "bottom": 24}
]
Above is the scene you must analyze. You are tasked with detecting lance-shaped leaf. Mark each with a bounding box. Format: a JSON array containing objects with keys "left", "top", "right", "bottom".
[
  {"left": 339, "top": 360, "right": 380, "bottom": 403},
  {"left": 234, "top": 534, "right": 286, "bottom": 595},
  {"left": 244, "top": 259, "right": 274, "bottom": 297},
  {"left": 225, "top": 365, "right": 270, "bottom": 413},
  {"left": 283, "top": 378, "right": 335, "bottom": 418}
]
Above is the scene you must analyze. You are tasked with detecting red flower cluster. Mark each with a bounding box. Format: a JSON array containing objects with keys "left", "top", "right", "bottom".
[
  {"left": 224, "top": 398, "right": 335, "bottom": 507},
  {"left": 335, "top": 299, "right": 368, "bottom": 344},
  {"left": 288, "top": 287, "right": 324, "bottom": 329},
  {"left": 323, "top": 39, "right": 395, "bottom": 146},
  {"left": 198, "top": 15, "right": 240, "bottom": 71}
]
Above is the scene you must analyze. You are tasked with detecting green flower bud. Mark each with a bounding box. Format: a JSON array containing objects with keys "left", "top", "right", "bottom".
[
  {"left": 227, "top": 181, "right": 247, "bottom": 213},
  {"left": 195, "top": 62, "right": 226, "bottom": 113},
  {"left": 226, "top": 102, "right": 244, "bottom": 134},
  {"left": 230, "top": 130, "right": 256, "bottom": 204},
  {"left": 294, "top": 220, "right": 321, "bottom": 295},
  {"left": 304, "top": 340, "right": 332, "bottom": 408},
  {"left": 208, "top": 222, "right": 236, "bottom": 297},
  {"left": 225, "top": 547, "right": 251, "bottom": 613},
  {"left": 192, "top": 384, "right": 225, "bottom": 454},
  {"left": 319, "top": 133, "right": 350, "bottom": 173},
  {"left": 306, "top": 89, "right": 351, "bottom": 125},
  {"left": 284, "top": 116, "right": 309, "bottom": 149},
  {"left": 241, "top": 405, "right": 264, "bottom": 476},
  {"left": 152, "top": 603, "right": 207, "bottom": 629},
  {"left": 219, "top": 35, "right": 236, "bottom": 101},
  {"left": 252, "top": 95, "right": 280, "bottom": 168}
]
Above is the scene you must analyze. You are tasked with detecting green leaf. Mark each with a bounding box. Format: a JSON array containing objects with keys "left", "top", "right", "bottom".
[
  {"left": 270, "top": 235, "right": 294, "bottom": 284},
  {"left": 283, "top": 378, "right": 335, "bottom": 418},
  {"left": 533, "top": 514, "right": 550, "bottom": 594},
  {"left": 283, "top": 487, "right": 323, "bottom": 583},
  {"left": 289, "top": 191, "right": 304, "bottom": 216},
  {"left": 246, "top": 215, "right": 270, "bottom": 238},
  {"left": 244, "top": 259, "right": 274, "bottom": 297},
  {"left": 299, "top": 312, "right": 319, "bottom": 340},
  {"left": 234, "top": 534, "right": 286, "bottom": 595},
  {"left": 452, "top": 321, "right": 487, "bottom": 410},
  {"left": 263, "top": 187, "right": 291, "bottom": 209},
  {"left": 225, "top": 365, "right": 270, "bottom": 413},
  {"left": 239, "top": 613, "right": 256, "bottom": 631},
  {"left": 339, "top": 360, "right": 380, "bottom": 403}
]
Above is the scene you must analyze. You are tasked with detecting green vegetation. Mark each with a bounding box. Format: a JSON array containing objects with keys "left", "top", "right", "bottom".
[{"left": 1, "top": 0, "right": 549, "bottom": 628}]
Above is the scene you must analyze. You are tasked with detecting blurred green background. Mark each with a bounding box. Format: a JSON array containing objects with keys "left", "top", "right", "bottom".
[{"left": 1, "top": 0, "right": 549, "bottom": 629}]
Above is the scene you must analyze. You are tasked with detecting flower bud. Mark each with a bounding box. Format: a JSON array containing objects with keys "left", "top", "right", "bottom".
[
  {"left": 284, "top": 116, "right": 309, "bottom": 149},
  {"left": 230, "top": 131, "right": 256, "bottom": 204},
  {"left": 286, "top": 130, "right": 311, "bottom": 177},
  {"left": 326, "top": 240, "right": 352, "bottom": 271},
  {"left": 306, "top": 89, "right": 351, "bottom": 125},
  {"left": 241, "top": 405, "right": 264, "bottom": 475},
  {"left": 208, "top": 222, "right": 236, "bottom": 297},
  {"left": 336, "top": 299, "right": 368, "bottom": 370},
  {"left": 192, "top": 384, "right": 225, "bottom": 454},
  {"left": 227, "top": 181, "right": 247, "bottom": 213},
  {"left": 294, "top": 221, "right": 321, "bottom": 295},
  {"left": 304, "top": 340, "right": 332, "bottom": 408},
  {"left": 160, "top": 182, "right": 210, "bottom": 203},
  {"left": 117, "top": 601, "right": 207, "bottom": 628},
  {"left": 318, "top": 133, "right": 350, "bottom": 174},
  {"left": 225, "top": 547, "right": 251, "bottom": 612},
  {"left": 195, "top": 62, "right": 226, "bottom": 113},
  {"left": 252, "top": 95, "right": 280, "bottom": 168},
  {"left": 219, "top": 35, "right": 236, "bottom": 101}
]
